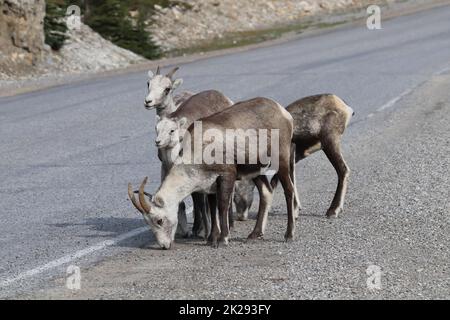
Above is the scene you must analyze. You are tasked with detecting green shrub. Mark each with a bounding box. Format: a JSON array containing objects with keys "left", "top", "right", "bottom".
[
  {"left": 44, "top": 1, "right": 68, "bottom": 51},
  {"left": 84, "top": 0, "right": 161, "bottom": 59},
  {"left": 44, "top": 0, "right": 166, "bottom": 59}
]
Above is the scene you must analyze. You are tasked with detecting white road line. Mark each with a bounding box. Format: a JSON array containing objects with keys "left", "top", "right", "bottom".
[
  {"left": 434, "top": 65, "right": 450, "bottom": 75},
  {"left": 377, "top": 87, "right": 415, "bottom": 112},
  {"left": 5, "top": 64, "right": 450, "bottom": 290},
  {"left": 0, "top": 206, "right": 194, "bottom": 288},
  {"left": 376, "top": 64, "right": 450, "bottom": 114}
]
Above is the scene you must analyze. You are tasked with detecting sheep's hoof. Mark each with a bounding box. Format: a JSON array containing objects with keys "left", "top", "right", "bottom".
[
  {"left": 326, "top": 207, "right": 343, "bottom": 219},
  {"left": 219, "top": 237, "right": 229, "bottom": 247},
  {"left": 208, "top": 234, "right": 220, "bottom": 248},
  {"left": 284, "top": 232, "right": 294, "bottom": 243},
  {"left": 211, "top": 242, "right": 219, "bottom": 249},
  {"left": 175, "top": 231, "right": 191, "bottom": 239},
  {"left": 237, "top": 214, "right": 248, "bottom": 221},
  {"left": 247, "top": 232, "right": 263, "bottom": 241}
]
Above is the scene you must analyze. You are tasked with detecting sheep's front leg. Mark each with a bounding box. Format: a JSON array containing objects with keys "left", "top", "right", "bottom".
[
  {"left": 191, "top": 193, "right": 204, "bottom": 238},
  {"left": 207, "top": 194, "right": 220, "bottom": 247},
  {"left": 290, "top": 144, "right": 301, "bottom": 218},
  {"left": 217, "top": 175, "right": 236, "bottom": 247},
  {"left": 200, "top": 194, "right": 211, "bottom": 240},
  {"left": 175, "top": 202, "right": 190, "bottom": 238}
]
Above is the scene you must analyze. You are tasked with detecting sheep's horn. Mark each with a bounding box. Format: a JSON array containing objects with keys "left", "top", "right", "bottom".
[
  {"left": 156, "top": 66, "right": 161, "bottom": 75},
  {"left": 139, "top": 177, "right": 151, "bottom": 214},
  {"left": 134, "top": 190, "right": 152, "bottom": 199},
  {"left": 166, "top": 67, "right": 179, "bottom": 79},
  {"left": 128, "top": 183, "right": 145, "bottom": 214}
]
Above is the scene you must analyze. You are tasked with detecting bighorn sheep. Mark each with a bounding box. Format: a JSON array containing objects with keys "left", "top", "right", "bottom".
[
  {"left": 128, "top": 97, "right": 296, "bottom": 249},
  {"left": 144, "top": 66, "right": 194, "bottom": 237},
  {"left": 268, "top": 94, "right": 354, "bottom": 218},
  {"left": 155, "top": 90, "right": 234, "bottom": 237},
  {"left": 145, "top": 66, "right": 193, "bottom": 117}
]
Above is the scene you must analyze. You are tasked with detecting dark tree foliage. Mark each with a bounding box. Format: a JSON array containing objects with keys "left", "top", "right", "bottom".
[
  {"left": 83, "top": 0, "right": 161, "bottom": 59},
  {"left": 44, "top": 1, "right": 69, "bottom": 50},
  {"left": 45, "top": 0, "right": 166, "bottom": 59}
]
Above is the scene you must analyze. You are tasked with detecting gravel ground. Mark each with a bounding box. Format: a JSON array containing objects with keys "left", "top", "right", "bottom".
[{"left": 22, "top": 73, "right": 450, "bottom": 300}]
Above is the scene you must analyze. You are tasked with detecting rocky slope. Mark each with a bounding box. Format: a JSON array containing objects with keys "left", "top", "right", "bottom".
[
  {"left": 0, "top": 0, "right": 46, "bottom": 76},
  {"left": 42, "top": 21, "right": 145, "bottom": 75},
  {"left": 0, "top": 0, "right": 426, "bottom": 82},
  {"left": 0, "top": 1, "right": 144, "bottom": 80},
  {"left": 150, "top": 0, "right": 394, "bottom": 51}
]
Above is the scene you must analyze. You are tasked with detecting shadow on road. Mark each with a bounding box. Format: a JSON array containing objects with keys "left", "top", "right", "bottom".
[{"left": 49, "top": 217, "right": 154, "bottom": 249}]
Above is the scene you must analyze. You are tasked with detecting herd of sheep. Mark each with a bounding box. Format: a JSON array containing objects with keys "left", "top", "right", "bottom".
[{"left": 128, "top": 66, "right": 354, "bottom": 249}]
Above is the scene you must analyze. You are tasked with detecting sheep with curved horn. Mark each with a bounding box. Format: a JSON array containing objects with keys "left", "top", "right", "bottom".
[
  {"left": 143, "top": 66, "right": 195, "bottom": 237},
  {"left": 155, "top": 90, "right": 235, "bottom": 238},
  {"left": 144, "top": 65, "right": 193, "bottom": 117},
  {"left": 166, "top": 67, "right": 179, "bottom": 80},
  {"left": 129, "top": 97, "right": 295, "bottom": 249}
]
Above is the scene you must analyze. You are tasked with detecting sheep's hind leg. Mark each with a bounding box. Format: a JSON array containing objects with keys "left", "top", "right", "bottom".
[
  {"left": 248, "top": 176, "right": 273, "bottom": 240},
  {"left": 207, "top": 195, "right": 220, "bottom": 247},
  {"left": 175, "top": 202, "right": 191, "bottom": 238},
  {"left": 322, "top": 136, "right": 350, "bottom": 218}
]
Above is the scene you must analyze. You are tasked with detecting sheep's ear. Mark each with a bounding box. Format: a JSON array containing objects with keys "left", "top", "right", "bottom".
[
  {"left": 148, "top": 70, "right": 154, "bottom": 78},
  {"left": 172, "top": 78, "right": 183, "bottom": 90},
  {"left": 178, "top": 117, "right": 188, "bottom": 128},
  {"left": 154, "top": 195, "right": 165, "bottom": 208}
]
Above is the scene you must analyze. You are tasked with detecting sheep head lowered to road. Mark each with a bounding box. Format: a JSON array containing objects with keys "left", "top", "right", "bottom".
[
  {"left": 155, "top": 90, "right": 234, "bottom": 239},
  {"left": 129, "top": 97, "right": 296, "bottom": 249},
  {"left": 128, "top": 177, "right": 178, "bottom": 250}
]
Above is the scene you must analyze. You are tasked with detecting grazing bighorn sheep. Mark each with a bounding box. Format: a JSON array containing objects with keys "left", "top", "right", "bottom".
[
  {"left": 269, "top": 94, "right": 354, "bottom": 218},
  {"left": 128, "top": 97, "right": 296, "bottom": 249},
  {"left": 155, "top": 90, "right": 234, "bottom": 237},
  {"left": 144, "top": 66, "right": 194, "bottom": 237}
]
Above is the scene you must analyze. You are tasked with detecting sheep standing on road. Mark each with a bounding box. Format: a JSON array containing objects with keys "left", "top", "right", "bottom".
[
  {"left": 144, "top": 66, "right": 193, "bottom": 237},
  {"left": 129, "top": 97, "right": 296, "bottom": 249},
  {"left": 234, "top": 94, "right": 354, "bottom": 229},
  {"left": 269, "top": 94, "right": 354, "bottom": 218},
  {"left": 155, "top": 89, "right": 234, "bottom": 238}
]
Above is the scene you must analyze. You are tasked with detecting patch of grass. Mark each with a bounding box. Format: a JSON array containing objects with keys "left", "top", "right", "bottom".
[
  {"left": 166, "top": 19, "right": 347, "bottom": 57},
  {"left": 315, "top": 21, "right": 348, "bottom": 29}
]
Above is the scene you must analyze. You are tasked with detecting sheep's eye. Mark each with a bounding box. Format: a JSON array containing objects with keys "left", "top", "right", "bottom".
[
  {"left": 164, "top": 87, "right": 171, "bottom": 94},
  {"left": 156, "top": 219, "right": 163, "bottom": 226},
  {"left": 170, "top": 129, "right": 175, "bottom": 134}
]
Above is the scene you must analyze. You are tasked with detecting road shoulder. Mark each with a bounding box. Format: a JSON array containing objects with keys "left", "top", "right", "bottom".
[
  {"left": 1, "top": 0, "right": 449, "bottom": 99},
  {"left": 19, "top": 72, "right": 450, "bottom": 300}
]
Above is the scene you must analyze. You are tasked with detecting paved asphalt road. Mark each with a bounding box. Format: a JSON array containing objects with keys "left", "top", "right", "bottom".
[{"left": 0, "top": 4, "right": 449, "bottom": 298}]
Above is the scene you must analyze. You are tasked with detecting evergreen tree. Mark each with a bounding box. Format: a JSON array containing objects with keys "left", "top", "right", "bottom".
[
  {"left": 44, "top": 0, "right": 162, "bottom": 58},
  {"left": 84, "top": 0, "right": 161, "bottom": 59},
  {"left": 44, "top": 1, "right": 69, "bottom": 50}
]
